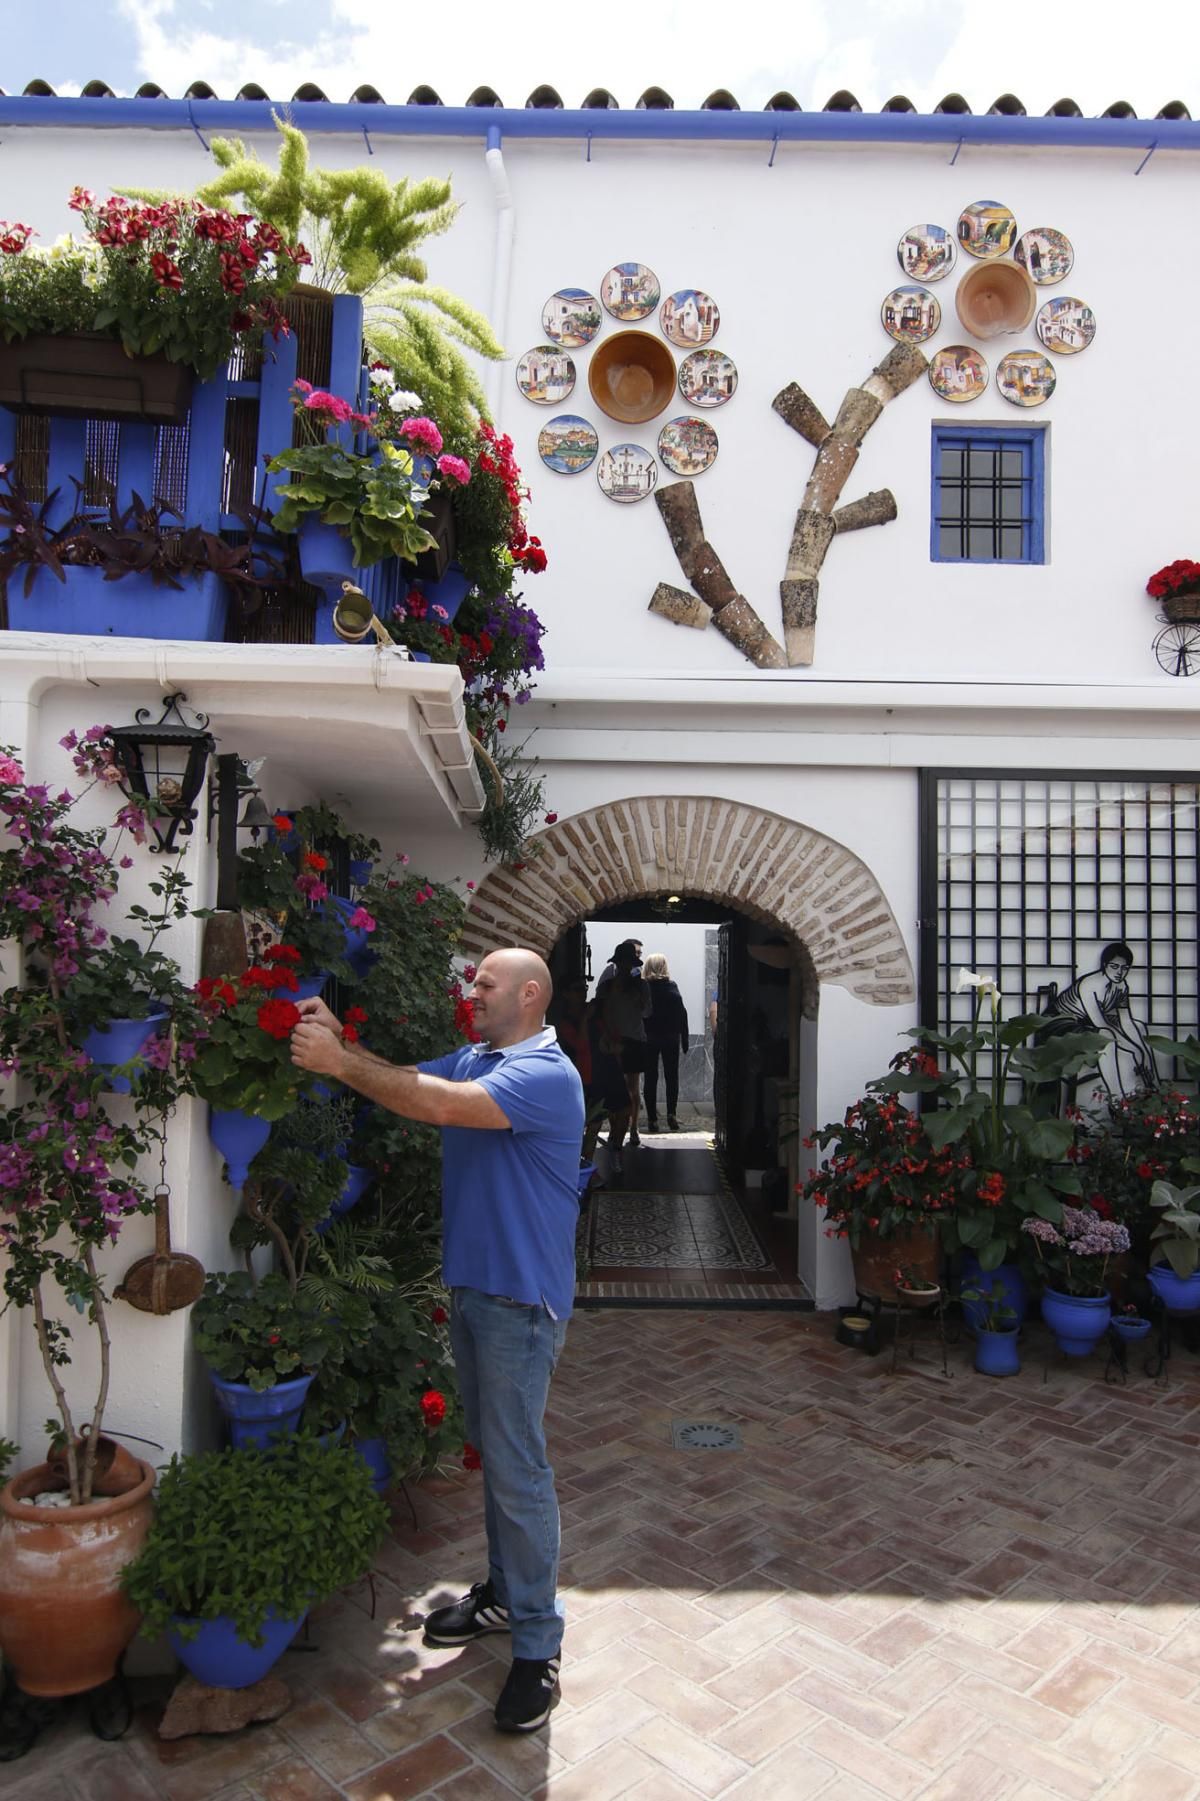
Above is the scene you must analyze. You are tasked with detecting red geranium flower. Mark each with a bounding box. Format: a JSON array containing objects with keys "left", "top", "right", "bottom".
[
  {"left": 462, "top": 1443, "right": 482, "bottom": 1471},
  {"left": 272, "top": 814, "right": 294, "bottom": 833},
  {"left": 431, "top": 1305, "right": 448, "bottom": 1325},
  {"left": 256, "top": 998, "right": 301, "bottom": 1040},
  {"left": 420, "top": 1390, "right": 447, "bottom": 1428},
  {"left": 344, "top": 1005, "right": 368, "bottom": 1025},
  {"left": 302, "top": 851, "right": 328, "bottom": 872},
  {"left": 263, "top": 943, "right": 302, "bottom": 965}
]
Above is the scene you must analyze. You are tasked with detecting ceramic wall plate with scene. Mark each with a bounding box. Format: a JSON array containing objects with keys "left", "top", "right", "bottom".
[
  {"left": 516, "top": 345, "right": 576, "bottom": 405},
  {"left": 658, "top": 415, "right": 719, "bottom": 476},
  {"left": 996, "top": 349, "right": 1057, "bottom": 407},
  {"left": 881, "top": 285, "right": 941, "bottom": 345},
  {"left": 660, "top": 289, "right": 721, "bottom": 347},
  {"left": 600, "top": 263, "right": 660, "bottom": 320},
  {"left": 1036, "top": 296, "right": 1096, "bottom": 355},
  {"left": 1014, "top": 227, "right": 1074, "bottom": 285},
  {"left": 537, "top": 414, "right": 599, "bottom": 474},
  {"left": 677, "top": 349, "right": 737, "bottom": 408},
  {"left": 541, "top": 288, "right": 602, "bottom": 347},
  {"left": 597, "top": 442, "right": 658, "bottom": 504},
  {"left": 928, "top": 344, "right": 988, "bottom": 403},
  {"left": 896, "top": 223, "right": 956, "bottom": 281},
  {"left": 957, "top": 200, "right": 1018, "bottom": 259}
]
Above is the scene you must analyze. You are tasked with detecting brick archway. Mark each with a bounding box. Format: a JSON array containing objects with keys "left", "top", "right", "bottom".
[{"left": 462, "top": 796, "right": 914, "bottom": 1006}]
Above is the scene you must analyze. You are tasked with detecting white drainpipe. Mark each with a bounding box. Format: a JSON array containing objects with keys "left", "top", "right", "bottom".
[{"left": 484, "top": 125, "right": 515, "bottom": 421}]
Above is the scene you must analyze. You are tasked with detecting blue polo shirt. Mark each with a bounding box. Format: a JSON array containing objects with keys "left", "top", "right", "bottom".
[{"left": 419, "top": 1027, "right": 585, "bottom": 1318}]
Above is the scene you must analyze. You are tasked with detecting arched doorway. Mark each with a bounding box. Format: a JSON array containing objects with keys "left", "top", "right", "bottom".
[{"left": 464, "top": 798, "right": 915, "bottom": 1305}]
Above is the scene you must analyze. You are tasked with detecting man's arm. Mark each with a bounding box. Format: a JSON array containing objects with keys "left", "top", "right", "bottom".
[{"left": 290, "top": 1022, "right": 511, "bottom": 1130}]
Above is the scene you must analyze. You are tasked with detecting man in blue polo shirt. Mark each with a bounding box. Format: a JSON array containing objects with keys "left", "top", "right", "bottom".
[{"left": 290, "top": 947, "right": 584, "bottom": 1735}]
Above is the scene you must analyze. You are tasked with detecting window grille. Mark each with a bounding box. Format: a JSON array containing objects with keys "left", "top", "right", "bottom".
[{"left": 931, "top": 426, "right": 1044, "bottom": 564}]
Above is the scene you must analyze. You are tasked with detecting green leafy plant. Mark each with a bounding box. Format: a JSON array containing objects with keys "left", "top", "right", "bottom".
[
  {"left": 185, "top": 958, "right": 311, "bottom": 1122},
  {"left": 121, "top": 1436, "right": 388, "bottom": 1646},
  {"left": 191, "top": 1270, "right": 340, "bottom": 1390},
  {"left": 0, "top": 1438, "right": 20, "bottom": 1485},
  {"left": 875, "top": 970, "right": 1105, "bottom": 1271},
  {"left": 473, "top": 730, "right": 550, "bottom": 867},
  {"left": 1148, "top": 1180, "right": 1200, "bottom": 1278},
  {"left": 960, "top": 1279, "right": 1018, "bottom": 1333},
  {"left": 231, "top": 835, "right": 351, "bottom": 980},
  {"left": 64, "top": 857, "right": 194, "bottom": 1031},
  {"left": 0, "top": 189, "right": 304, "bottom": 379}
]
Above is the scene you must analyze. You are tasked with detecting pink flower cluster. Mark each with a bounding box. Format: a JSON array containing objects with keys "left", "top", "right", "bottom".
[
  {"left": 436, "top": 454, "right": 471, "bottom": 486},
  {"left": 290, "top": 380, "right": 378, "bottom": 434},
  {"left": 399, "top": 417, "right": 443, "bottom": 455}
]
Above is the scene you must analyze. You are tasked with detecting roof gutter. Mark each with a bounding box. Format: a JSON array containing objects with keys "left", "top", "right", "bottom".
[{"left": 0, "top": 97, "right": 1197, "bottom": 155}]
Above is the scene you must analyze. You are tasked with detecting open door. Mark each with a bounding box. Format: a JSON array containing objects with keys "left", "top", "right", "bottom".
[{"left": 713, "top": 920, "right": 731, "bottom": 1156}]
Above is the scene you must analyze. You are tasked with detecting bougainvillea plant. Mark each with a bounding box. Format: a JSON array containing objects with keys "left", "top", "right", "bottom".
[
  {"left": 0, "top": 189, "right": 307, "bottom": 379},
  {"left": 1147, "top": 560, "right": 1200, "bottom": 601},
  {"left": 0, "top": 738, "right": 193, "bottom": 1503}
]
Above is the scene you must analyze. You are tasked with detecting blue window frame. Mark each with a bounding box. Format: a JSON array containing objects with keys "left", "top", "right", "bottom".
[{"left": 931, "top": 425, "right": 1045, "bottom": 564}]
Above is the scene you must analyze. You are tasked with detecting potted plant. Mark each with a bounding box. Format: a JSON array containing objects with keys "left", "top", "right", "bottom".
[
  {"left": 121, "top": 1436, "right": 388, "bottom": 1689},
  {"left": 893, "top": 1265, "right": 941, "bottom": 1308},
  {"left": 0, "top": 188, "right": 307, "bottom": 419},
  {"left": 191, "top": 1271, "right": 340, "bottom": 1447},
  {"left": 1146, "top": 559, "right": 1200, "bottom": 624},
  {"left": 960, "top": 1279, "right": 1021, "bottom": 1376},
  {"left": 1022, "top": 1207, "right": 1131, "bottom": 1355},
  {"left": 1146, "top": 1179, "right": 1200, "bottom": 1312},
  {"left": 185, "top": 953, "right": 314, "bottom": 1184},
  {"left": 802, "top": 1050, "right": 968, "bottom": 1297},
  {"left": 0, "top": 741, "right": 196, "bottom": 1699},
  {"left": 1112, "top": 1303, "right": 1154, "bottom": 1342},
  {"left": 232, "top": 832, "right": 355, "bottom": 992}
]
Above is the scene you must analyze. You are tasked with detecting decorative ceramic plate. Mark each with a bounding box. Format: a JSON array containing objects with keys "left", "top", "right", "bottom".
[
  {"left": 677, "top": 349, "right": 737, "bottom": 407},
  {"left": 600, "top": 263, "right": 661, "bottom": 320},
  {"left": 658, "top": 415, "right": 719, "bottom": 476},
  {"left": 928, "top": 345, "right": 988, "bottom": 403},
  {"left": 1014, "top": 228, "right": 1074, "bottom": 286},
  {"left": 897, "top": 223, "right": 957, "bottom": 282},
  {"left": 597, "top": 442, "right": 658, "bottom": 503},
  {"left": 541, "top": 288, "right": 602, "bottom": 347},
  {"left": 538, "top": 414, "right": 599, "bottom": 474},
  {"left": 958, "top": 200, "right": 1018, "bottom": 259},
  {"left": 660, "top": 289, "right": 721, "bottom": 347},
  {"left": 881, "top": 285, "right": 941, "bottom": 344},
  {"left": 516, "top": 345, "right": 576, "bottom": 405},
  {"left": 1035, "top": 296, "right": 1096, "bottom": 355},
  {"left": 996, "top": 349, "right": 1057, "bottom": 407}
]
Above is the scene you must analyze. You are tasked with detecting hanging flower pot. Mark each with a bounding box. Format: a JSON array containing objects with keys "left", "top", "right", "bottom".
[
  {"left": 1041, "top": 1288, "right": 1112, "bottom": 1356},
  {"left": 167, "top": 1607, "right": 308, "bottom": 1690},
  {"left": 1146, "top": 1263, "right": 1200, "bottom": 1314},
  {"left": 314, "top": 1165, "right": 374, "bottom": 1236},
  {"left": 348, "top": 857, "right": 375, "bottom": 888},
  {"left": 0, "top": 1459, "right": 156, "bottom": 1696},
  {"left": 973, "top": 1326, "right": 1020, "bottom": 1377},
  {"left": 80, "top": 1008, "right": 168, "bottom": 1094},
  {"left": 354, "top": 1435, "right": 391, "bottom": 1495},
  {"left": 207, "top": 1370, "right": 315, "bottom": 1451},
  {"left": 271, "top": 970, "right": 329, "bottom": 1003},
  {"left": 296, "top": 517, "right": 356, "bottom": 589},
  {"left": 412, "top": 561, "right": 472, "bottom": 626},
  {"left": 208, "top": 1108, "right": 272, "bottom": 1188}
]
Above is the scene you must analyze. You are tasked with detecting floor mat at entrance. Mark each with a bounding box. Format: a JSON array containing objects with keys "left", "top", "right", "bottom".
[{"left": 588, "top": 1190, "right": 771, "bottom": 1271}]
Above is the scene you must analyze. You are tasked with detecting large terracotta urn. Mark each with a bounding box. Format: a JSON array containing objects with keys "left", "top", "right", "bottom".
[
  {"left": 0, "top": 1459, "right": 156, "bottom": 1695},
  {"left": 851, "top": 1225, "right": 941, "bottom": 1300}
]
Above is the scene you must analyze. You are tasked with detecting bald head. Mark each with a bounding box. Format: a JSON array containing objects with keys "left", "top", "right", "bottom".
[{"left": 470, "top": 947, "right": 554, "bottom": 1048}]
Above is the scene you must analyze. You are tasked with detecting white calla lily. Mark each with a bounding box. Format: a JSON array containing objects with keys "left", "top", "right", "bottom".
[{"left": 955, "top": 968, "right": 1002, "bottom": 1000}]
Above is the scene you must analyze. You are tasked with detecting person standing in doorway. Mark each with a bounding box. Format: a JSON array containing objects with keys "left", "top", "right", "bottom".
[
  {"left": 289, "top": 947, "right": 583, "bottom": 1735},
  {"left": 596, "top": 937, "right": 642, "bottom": 993},
  {"left": 596, "top": 941, "right": 650, "bottom": 1150},
  {"left": 642, "top": 953, "right": 690, "bottom": 1132}
]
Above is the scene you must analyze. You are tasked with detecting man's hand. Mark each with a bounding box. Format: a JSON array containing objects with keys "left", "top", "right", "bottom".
[
  {"left": 296, "top": 996, "right": 342, "bottom": 1034},
  {"left": 291, "top": 1020, "right": 347, "bottom": 1079}
]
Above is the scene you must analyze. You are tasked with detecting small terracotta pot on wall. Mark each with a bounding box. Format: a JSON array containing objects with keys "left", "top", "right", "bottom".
[
  {"left": 0, "top": 1459, "right": 156, "bottom": 1696},
  {"left": 851, "top": 1226, "right": 941, "bottom": 1299}
]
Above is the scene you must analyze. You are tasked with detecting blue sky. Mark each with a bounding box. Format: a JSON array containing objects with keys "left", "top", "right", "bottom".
[{"left": 1, "top": 0, "right": 1193, "bottom": 114}]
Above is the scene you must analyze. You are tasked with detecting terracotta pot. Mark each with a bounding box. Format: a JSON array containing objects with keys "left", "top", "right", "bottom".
[
  {"left": 0, "top": 1458, "right": 155, "bottom": 1696},
  {"left": 851, "top": 1226, "right": 940, "bottom": 1299}
]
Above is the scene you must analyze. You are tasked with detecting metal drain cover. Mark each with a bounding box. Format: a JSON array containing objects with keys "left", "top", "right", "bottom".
[{"left": 671, "top": 1419, "right": 742, "bottom": 1451}]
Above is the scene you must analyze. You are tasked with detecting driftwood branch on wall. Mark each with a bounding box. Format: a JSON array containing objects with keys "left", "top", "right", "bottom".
[{"left": 648, "top": 342, "right": 928, "bottom": 670}]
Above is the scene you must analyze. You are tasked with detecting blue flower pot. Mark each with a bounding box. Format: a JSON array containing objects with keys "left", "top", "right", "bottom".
[
  {"left": 327, "top": 895, "right": 370, "bottom": 960},
  {"left": 973, "top": 1326, "right": 1020, "bottom": 1377},
  {"left": 208, "top": 1108, "right": 272, "bottom": 1188},
  {"left": 6, "top": 565, "right": 227, "bottom": 642},
  {"left": 1147, "top": 1263, "right": 1200, "bottom": 1314},
  {"left": 961, "top": 1256, "right": 1026, "bottom": 1337},
  {"left": 1041, "top": 1287, "right": 1111, "bottom": 1356},
  {"left": 315, "top": 1164, "right": 374, "bottom": 1236},
  {"left": 348, "top": 858, "right": 375, "bottom": 888},
  {"left": 414, "top": 562, "right": 472, "bottom": 626},
  {"left": 297, "top": 518, "right": 356, "bottom": 588},
  {"left": 355, "top": 1434, "right": 391, "bottom": 1495},
  {"left": 269, "top": 970, "right": 329, "bottom": 1002},
  {"left": 167, "top": 1607, "right": 308, "bottom": 1689},
  {"left": 1113, "top": 1316, "right": 1153, "bottom": 1341},
  {"left": 208, "top": 1369, "right": 315, "bottom": 1450},
  {"left": 80, "top": 1008, "right": 168, "bottom": 1093}
]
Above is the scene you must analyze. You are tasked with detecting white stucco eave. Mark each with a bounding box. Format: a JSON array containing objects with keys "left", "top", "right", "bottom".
[{"left": 0, "top": 634, "right": 487, "bottom": 825}]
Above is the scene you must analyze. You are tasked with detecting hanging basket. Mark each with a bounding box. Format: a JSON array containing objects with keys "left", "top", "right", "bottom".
[{"left": 0, "top": 332, "right": 193, "bottom": 424}]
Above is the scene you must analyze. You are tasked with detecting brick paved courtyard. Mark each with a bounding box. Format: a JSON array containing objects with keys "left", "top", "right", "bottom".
[{"left": 8, "top": 1306, "right": 1200, "bottom": 1799}]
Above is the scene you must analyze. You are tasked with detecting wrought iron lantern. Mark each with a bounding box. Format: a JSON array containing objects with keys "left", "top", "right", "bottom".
[{"left": 107, "top": 693, "right": 215, "bottom": 854}]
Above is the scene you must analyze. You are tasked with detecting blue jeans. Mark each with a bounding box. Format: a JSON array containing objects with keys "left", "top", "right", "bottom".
[{"left": 449, "top": 1286, "right": 569, "bottom": 1659}]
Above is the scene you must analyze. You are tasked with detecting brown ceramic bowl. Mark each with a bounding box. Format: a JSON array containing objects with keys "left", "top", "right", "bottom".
[
  {"left": 955, "top": 259, "right": 1037, "bottom": 339},
  {"left": 588, "top": 330, "right": 677, "bottom": 423}
]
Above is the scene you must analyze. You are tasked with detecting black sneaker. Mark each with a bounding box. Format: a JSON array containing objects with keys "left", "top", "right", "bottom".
[
  {"left": 494, "top": 1654, "right": 561, "bottom": 1733},
  {"left": 423, "top": 1580, "right": 510, "bottom": 1645}
]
